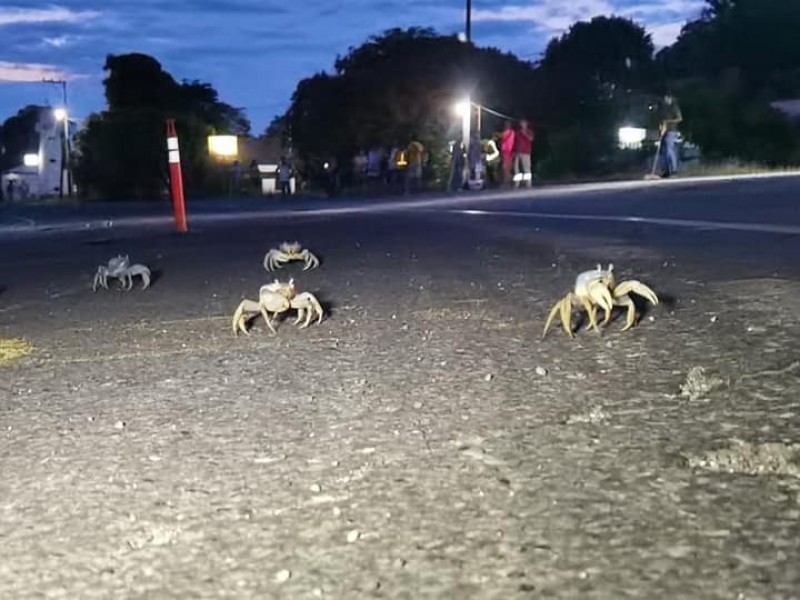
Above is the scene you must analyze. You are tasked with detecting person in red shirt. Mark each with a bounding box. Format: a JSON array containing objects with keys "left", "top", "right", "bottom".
[
  {"left": 513, "top": 119, "right": 534, "bottom": 188},
  {"left": 499, "top": 121, "right": 516, "bottom": 186}
]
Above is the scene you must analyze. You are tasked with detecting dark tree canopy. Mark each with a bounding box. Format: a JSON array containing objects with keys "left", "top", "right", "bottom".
[
  {"left": 103, "top": 53, "right": 178, "bottom": 111},
  {"left": 286, "top": 27, "right": 541, "bottom": 168},
  {"left": 0, "top": 105, "right": 41, "bottom": 174},
  {"left": 538, "top": 16, "right": 655, "bottom": 126},
  {"left": 659, "top": 0, "right": 800, "bottom": 90},
  {"left": 655, "top": 0, "right": 800, "bottom": 165},
  {"left": 75, "top": 52, "right": 250, "bottom": 200}
]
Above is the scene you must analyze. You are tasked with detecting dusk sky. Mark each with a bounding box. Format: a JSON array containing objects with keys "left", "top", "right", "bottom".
[{"left": 0, "top": 1, "right": 704, "bottom": 133}]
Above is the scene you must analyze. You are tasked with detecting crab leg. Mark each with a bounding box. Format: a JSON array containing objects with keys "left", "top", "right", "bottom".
[
  {"left": 543, "top": 293, "right": 575, "bottom": 338},
  {"left": 577, "top": 295, "right": 601, "bottom": 333},
  {"left": 259, "top": 305, "right": 278, "bottom": 334},
  {"left": 615, "top": 294, "right": 638, "bottom": 331}
]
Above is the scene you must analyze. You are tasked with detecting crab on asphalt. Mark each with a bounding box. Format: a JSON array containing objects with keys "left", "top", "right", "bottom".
[
  {"left": 542, "top": 263, "right": 659, "bottom": 338},
  {"left": 92, "top": 255, "right": 151, "bottom": 292},
  {"left": 232, "top": 278, "right": 324, "bottom": 336},
  {"left": 263, "top": 241, "right": 320, "bottom": 272},
  {"left": 92, "top": 254, "right": 130, "bottom": 291},
  {"left": 119, "top": 264, "right": 151, "bottom": 290}
]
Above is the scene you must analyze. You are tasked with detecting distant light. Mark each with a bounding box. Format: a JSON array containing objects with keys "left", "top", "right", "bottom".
[
  {"left": 207, "top": 135, "right": 238, "bottom": 158},
  {"left": 23, "top": 153, "right": 40, "bottom": 167},
  {"left": 618, "top": 126, "right": 646, "bottom": 149},
  {"left": 323, "top": 162, "right": 330, "bottom": 170},
  {"left": 53, "top": 108, "right": 67, "bottom": 121},
  {"left": 457, "top": 32, "right": 467, "bottom": 43},
  {"left": 453, "top": 99, "right": 471, "bottom": 118}
]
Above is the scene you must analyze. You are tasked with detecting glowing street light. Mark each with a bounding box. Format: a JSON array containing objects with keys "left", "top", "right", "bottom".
[
  {"left": 453, "top": 99, "right": 471, "bottom": 119},
  {"left": 23, "top": 153, "right": 40, "bottom": 167},
  {"left": 207, "top": 135, "right": 238, "bottom": 159},
  {"left": 453, "top": 97, "right": 472, "bottom": 188},
  {"left": 54, "top": 107, "right": 67, "bottom": 121},
  {"left": 618, "top": 126, "right": 647, "bottom": 149}
]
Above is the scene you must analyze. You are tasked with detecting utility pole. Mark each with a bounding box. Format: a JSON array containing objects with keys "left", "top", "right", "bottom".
[
  {"left": 466, "top": 0, "right": 472, "bottom": 43},
  {"left": 43, "top": 78, "right": 71, "bottom": 198}
]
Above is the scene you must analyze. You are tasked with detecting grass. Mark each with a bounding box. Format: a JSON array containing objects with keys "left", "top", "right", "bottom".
[{"left": 677, "top": 159, "right": 800, "bottom": 178}]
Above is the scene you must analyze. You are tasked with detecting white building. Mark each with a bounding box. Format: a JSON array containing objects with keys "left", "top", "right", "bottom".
[{"left": 1, "top": 106, "right": 75, "bottom": 201}]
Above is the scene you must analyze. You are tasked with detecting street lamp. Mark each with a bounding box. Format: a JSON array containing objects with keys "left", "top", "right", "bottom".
[
  {"left": 453, "top": 97, "right": 471, "bottom": 149},
  {"left": 54, "top": 107, "right": 70, "bottom": 198},
  {"left": 618, "top": 126, "right": 646, "bottom": 149},
  {"left": 453, "top": 98, "right": 472, "bottom": 188},
  {"left": 207, "top": 135, "right": 240, "bottom": 196},
  {"left": 207, "top": 135, "right": 238, "bottom": 159}
]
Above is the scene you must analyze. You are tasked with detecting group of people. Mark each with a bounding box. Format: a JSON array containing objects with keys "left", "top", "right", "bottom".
[
  {"left": 452, "top": 119, "right": 536, "bottom": 191},
  {"left": 327, "top": 93, "right": 685, "bottom": 198},
  {"left": 3, "top": 178, "right": 31, "bottom": 202},
  {"left": 353, "top": 141, "right": 426, "bottom": 195}
]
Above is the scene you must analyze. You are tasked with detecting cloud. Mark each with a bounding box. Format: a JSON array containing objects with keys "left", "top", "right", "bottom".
[
  {"left": 43, "top": 35, "right": 77, "bottom": 48},
  {"left": 0, "top": 60, "right": 84, "bottom": 83},
  {"left": 647, "top": 21, "right": 686, "bottom": 47},
  {"left": 472, "top": 0, "right": 704, "bottom": 46},
  {"left": 0, "top": 6, "right": 100, "bottom": 26}
]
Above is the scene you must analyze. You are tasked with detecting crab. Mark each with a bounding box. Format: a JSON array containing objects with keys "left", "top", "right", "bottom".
[
  {"left": 119, "top": 264, "right": 151, "bottom": 290},
  {"left": 263, "top": 241, "right": 320, "bottom": 271},
  {"left": 92, "top": 255, "right": 151, "bottom": 291},
  {"left": 232, "top": 278, "right": 324, "bottom": 336},
  {"left": 543, "top": 263, "right": 659, "bottom": 338},
  {"left": 92, "top": 254, "right": 130, "bottom": 291}
]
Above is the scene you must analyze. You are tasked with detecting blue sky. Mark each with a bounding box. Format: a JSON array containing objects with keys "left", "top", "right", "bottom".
[{"left": 0, "top": 1, "right": 704, "bottom": 133}]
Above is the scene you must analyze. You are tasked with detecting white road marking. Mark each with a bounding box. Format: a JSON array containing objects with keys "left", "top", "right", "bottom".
[{"left": 449, "top": 209, "right": 800, "bottom": 235}]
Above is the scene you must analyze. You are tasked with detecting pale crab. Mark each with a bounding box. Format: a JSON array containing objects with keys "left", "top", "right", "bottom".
[
  {"left": 92, "top": 254, "right": 129, "bottom": 291},
  {"left": 232, "top": 278, "right": 324, "bottom": 336},
  {"left": 543, "top": 263, "right": 659, "bottom": 338},
  {"left": 92, "top": 255, "right": 151, "bottom": 291},
  {"left": 263, "top": 241, "right": 320, "bottom": 271}
]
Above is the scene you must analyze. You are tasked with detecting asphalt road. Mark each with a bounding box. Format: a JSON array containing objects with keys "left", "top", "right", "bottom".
[
  {"left": 1, "top": 174, "right": 800, "bottom": 599},
  {"left": 2, "top": 171, "right": 799, "bottom": 275}
]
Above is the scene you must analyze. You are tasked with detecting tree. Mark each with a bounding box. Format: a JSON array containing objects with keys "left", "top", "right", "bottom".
[
  {"left": 538, "top": 16, "right": 655, "bottom": 123},
  {"left": 659, "top": 0, "right": 800, "bottom": 91},
  {"left": 656, "top": 0, "right": 800, "bottom": 166},
  {"left": 533, "top": 16, "right": 656, "bottom": 176},
  {"left": 74, "top": 53, "right": 250, "bottom": 200},
  {"left": 0, "top": 106, "right": 41, "bottom": 174},
  {"left": 284, "top": 27, "right": 541, "bottom": 184}
]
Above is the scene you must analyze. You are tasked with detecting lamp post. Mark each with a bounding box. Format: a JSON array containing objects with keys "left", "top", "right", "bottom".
[
  {"left": 53, "top": 107, "right": 69, "bottom": 199},
  {"left": 45, "top": 78, "right": 71, "bottom": 198},
  {"left": 466, "top": 0, "right": 472, "bottom": 43}
]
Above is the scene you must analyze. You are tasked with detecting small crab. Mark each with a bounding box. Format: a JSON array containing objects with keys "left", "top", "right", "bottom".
[
  {"left": 92, "top": 255, "right": 151, "bottom": 291},
  {"left": 263, "top": 241, "right": 320, "bottom": 271},
  {"left": 92, "top": 254, "right": 129, "bottom": 291},
  {"left": 543, "top": 264, "right": 659, "bottom": 338},
  {"left": 232, "top": 278, "right": 324, "bottom": 336}
]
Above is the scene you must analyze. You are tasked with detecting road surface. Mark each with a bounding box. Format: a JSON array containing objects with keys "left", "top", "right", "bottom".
[{"left": 1, "top": 175, "right": 799, "bottom": 599}]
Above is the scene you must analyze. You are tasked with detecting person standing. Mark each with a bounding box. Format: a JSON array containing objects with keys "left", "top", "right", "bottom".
[
  {"left": 500, "top": 121, "right": 516, "bottom": 186},
  {"left": 467, "top": 131, "right": 484, "bottom": 185},
  {"left": 513, "top": 119, "right": 534, "bottom": 188},
  {"left": 276, "top": 156, "right": 293, "bottom": 198},
  {"left": 248, "top": 159, "right": 261, "bottom": 195},
  {"left": 404, "top": 139, "right": 425, "bottom": 194},
  {"left": 655, "top": 93, "right": 683, "bottom": 177}
]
